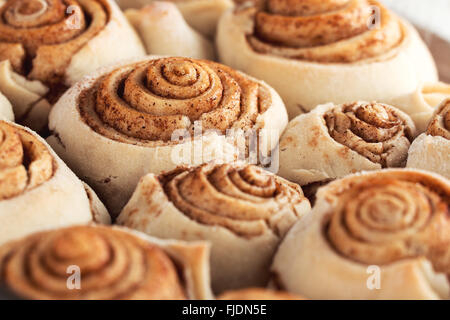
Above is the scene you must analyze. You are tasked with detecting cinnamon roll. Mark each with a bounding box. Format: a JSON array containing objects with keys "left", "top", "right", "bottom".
[
  {"left": 390, "top": 82, "right": 450, "bottom": 133},
  {"left": 125, "top": 2, "right": 215, "bottom": 60},
  {"left": 0, "top": 0, "right": 145, "bottom": 131},
  {"left": 0, "top": 120, "right": 110, "bottom": 245},
  {"left": 407, "top": 99, "right": 450, "bottom": 179},
  {"left": 0, "top": 225, "right": 213, "bottom": 299},
  {"left": 218, "top": 288, "right": 304, "bottom": 300},
  {"left": 117, "top": 162, "right": 310, "bottom": 293},
  {"left": 119, "top": 0, "right": 234, "bottom": 38},
  {"left": 217, "top": 0, "right": 438, "bottom": 118},
  {"left": 272, "top": 169, "right": 450, "bottom": 299},
  {"left": 0, "top": 92, "right": 13, "bottom": 121},
  {"left": 47, "top": 56, "right": 288, "bottom": 217},
  {"left": 278, "top": 101, "right": 416, "bottom": 187}
]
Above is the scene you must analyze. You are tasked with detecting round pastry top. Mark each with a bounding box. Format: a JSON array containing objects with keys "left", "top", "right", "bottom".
[
  {"left": 319, "top": 170, "right": 450, "bottom": 272},
  {"left": 159, "top": 162, "right": 308, "bottom": 237},
  {"left": 0, "top": 0, "right": 110, "bottom": 86},
  {"left": 0, "top": 225, "right": 187, "bottom": 299},
  {"left": 238, "top": 0, "right": 405, "bottom": 63},
  {"left": 79, "top": 57, "right": 274, "bottom": 146},
  {"left": 323, "top": 101, "right": 414, "bottom": 167}
]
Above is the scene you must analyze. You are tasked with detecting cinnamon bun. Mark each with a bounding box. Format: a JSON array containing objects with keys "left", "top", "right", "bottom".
[
  {"left": 0, "top": 225, "right": 212, "bottom": 299},
  {"left": 272, "top": 169, "right": 450, "bottom": 299},
  {"left": 278, "top": 101, "right": 416, "bottom": 187},
  {"left": 390, "top": 82, "right": 450, "bottom": 133},
  {"left": 117, "top": 162, "right": 310, "bottom": 293},
  {"left": 0, "top": 0, "right": 145, "bottom": 131},
  {"left": 0, "top": 120, "right": 110, "bottom": 245},
  {"left": 407, "top": 99, "right": 450, "bottom": 179},
  {"left": 47, "top": 56, "right": 288, "bottom": 217},
  {"left": 217, "top": 0, "right": 438, "bottom": 118}
]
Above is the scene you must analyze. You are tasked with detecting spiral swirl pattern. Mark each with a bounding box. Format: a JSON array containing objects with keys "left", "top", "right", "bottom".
[
  {"left": 325, "top": 171, "right": 450, "bottom": 267},
  {"left": 427, "top": 99, "right": 450, "bottom": 140},
  {"left": 324, "top": 102, "right": 414, "bottom": 167},
  {"left": 80, "top": 57, "right": 272, "bottom": 144},
  {"left": 245, "top": 0, "right": 403, "bottom": 63},
  {"left": 0, "top": 225, "right": 186, "bottom": 299},
  {"left": 0, "top": 120, "right": 53, "bottom": 200},
  {"left": 161, "top": 163, "right": 306, "bottom": 237},
  {"left": 0, "top": 0, "right": 108, "bottom": 84}
]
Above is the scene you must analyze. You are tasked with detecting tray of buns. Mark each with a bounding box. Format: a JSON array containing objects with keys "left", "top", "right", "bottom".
[{"left": 0, "top": 0, "right": 448, "bottom": 301}]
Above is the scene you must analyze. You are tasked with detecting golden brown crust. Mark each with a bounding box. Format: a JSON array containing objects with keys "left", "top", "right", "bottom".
[
  {"left": 0, "top": 120, "right": 54, "bottom": 200},
  {"left": 0, "top": 225, "right": 187, "bottom": 300},
  {"left": 0, "top": 0, "right": 109, "bottom": 86},
  {"left": 427, "top": 99, "right": 450, "bottom": 140},
  {"left": 242, "top": 0, "right": 403, "bottom": 63},
  {"left": 160, "top": 162, "right": 307, "bottom": 237},
  {"left": 218, "top": 287, "right": 305, "bottom": 300},
  {"left": 323, "top": 170, "right": 450, "bottom": 271},
  {"left": 324, "top": 102, "right": 414, "bottom": 167},
  {"left": 79, "top": 57, "right": 272, "bottom": 146}
]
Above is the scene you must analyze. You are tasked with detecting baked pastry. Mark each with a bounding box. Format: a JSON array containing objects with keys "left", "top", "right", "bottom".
[
  {"left": 0, "top": 120, "right": 110, "bottom": 245},
  {"left": 390, "top": 82, "right": 450, "bottom": 133},
  {"left": 278, "top": 101, "right": 416, "bottom": 188},
  {"left": 118, "top": 0, "right": 234, "bottom": 38},
  {"left": 125, "top": 2, "right": 215, "bottom": 60},
  {"left": 272, "top": 169, "right": 450, "bottom": 300},
  {"left": 0, "top": 0, "right": 145, "bottom": 131},
  {"left": 47, "top": 56, "right": 288, "bottom": 217},
  {"left": 0, "top": 92, "right": 13, "bottom": 121},
  {"left": 0, "top": 225, "right": 213, "bottom": 299},
  {"left": 218, "top": 288, "right": 304, "bottom": 300},
  {"left": 407, "top": 99, "right": 450, "bottom": 179},
  {"left": 217, "top": 0, "right": 438, "bottom": 118},
  {"left": 117, "top": 162, "right": 310, "bottom": 293}
]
